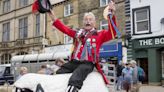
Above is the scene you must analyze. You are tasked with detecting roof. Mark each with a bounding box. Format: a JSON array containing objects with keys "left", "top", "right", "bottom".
[{"left": 11, "top": 52, "right": 71, "bottom": 62}]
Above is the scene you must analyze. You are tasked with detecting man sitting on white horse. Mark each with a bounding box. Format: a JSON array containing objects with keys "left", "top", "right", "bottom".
[
  {"left": 14, "top": 0, "right": 120, "bottom": 92},
  {"left": 48, "top": 1, "right": 117, "bottom": 91}
]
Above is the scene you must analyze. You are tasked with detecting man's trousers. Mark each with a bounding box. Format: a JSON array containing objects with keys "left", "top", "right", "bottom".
[{"left": 56, "top": 60, "right": 94, "bottom": 89}]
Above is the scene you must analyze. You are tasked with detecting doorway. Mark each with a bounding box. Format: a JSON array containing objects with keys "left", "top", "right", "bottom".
[{"left": 136, "top": 58, "right": 148, "bottom": 84}]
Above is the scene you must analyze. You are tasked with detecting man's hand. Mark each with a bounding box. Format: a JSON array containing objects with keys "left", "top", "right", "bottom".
[{"left": 108, "top": 0, "right": 116, "bottom": 14}]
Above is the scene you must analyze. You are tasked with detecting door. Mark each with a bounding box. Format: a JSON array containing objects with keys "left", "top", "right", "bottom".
[{"left": 137, "top": 58, "right": 148, "bottom": 84}]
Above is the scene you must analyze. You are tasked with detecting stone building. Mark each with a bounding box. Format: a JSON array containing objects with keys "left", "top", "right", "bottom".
[
  {"left": 0, "top": 0, "right": 125, "bottom": 64},
  {"left": 0, "top": 0, "right": 47, "bottom": 64},
  {"left": 47, "top": 0, "right": 125, "bottom": 46}
]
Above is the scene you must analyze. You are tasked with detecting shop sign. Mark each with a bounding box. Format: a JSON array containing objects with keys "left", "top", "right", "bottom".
[{"left": 134, "top": 36, "right": 164, "bottom": 48}]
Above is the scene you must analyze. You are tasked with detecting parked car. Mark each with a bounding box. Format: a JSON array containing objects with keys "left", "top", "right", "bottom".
[{"left": 0, "top": 64, "right": 14, "bottom": 85}]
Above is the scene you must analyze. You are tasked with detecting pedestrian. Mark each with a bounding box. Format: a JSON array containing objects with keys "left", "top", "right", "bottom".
[
  {"left": 122, "top": 62, "right": 133, "bottom": 92},
  {"left": 37, "top": 64, "right": 52, "bottom": 75},
  {"left": 130, "top": 60, "right": 145, "bottom": 92},
  {"left": 17, "top": 66, "right": 28, "bottom": 80},
  {"left": 116, "top": 61, "right": 125, "bottom": 91},
  {"left": 137, "top": 66, "right": 145, "bottom": 83},
  {"left": 48, "top": 1, "right": 120, "bottom": 92}
]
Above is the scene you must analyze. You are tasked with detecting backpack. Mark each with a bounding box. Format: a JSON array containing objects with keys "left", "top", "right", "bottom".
[{"left": 137, "top": 67, "right": 145, "bottom": 82}]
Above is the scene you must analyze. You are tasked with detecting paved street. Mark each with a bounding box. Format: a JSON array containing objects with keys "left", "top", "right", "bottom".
[
  {"left": 139, "top": 85, "right": 164, "bottom": 92},
  {"left": 108, "top": 85, "right": 164, "bottom": 92}
]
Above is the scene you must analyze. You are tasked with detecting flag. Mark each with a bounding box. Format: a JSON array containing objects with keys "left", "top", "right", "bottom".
[{"left": 32, "top": 0, "right": 39, "bottom": 14}]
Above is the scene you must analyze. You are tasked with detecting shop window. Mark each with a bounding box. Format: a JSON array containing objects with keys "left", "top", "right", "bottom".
[{"left": 132, "top": 6, "right": 151, "bottom": 34}]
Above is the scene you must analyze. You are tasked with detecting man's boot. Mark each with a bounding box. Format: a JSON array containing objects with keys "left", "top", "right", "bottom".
[{"left": 66, "top": 85, "right": 79, "bottom": 92}]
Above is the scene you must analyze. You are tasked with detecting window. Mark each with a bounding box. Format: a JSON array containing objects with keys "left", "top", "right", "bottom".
[
  {"left": 2, "top": 22, "right": 10, "bottom": 42},
  {"left": 100, "top": 0, "right": 110, "bottom": 7},
  {"left": 64, "top": 3, "right": 73, "bottom": 17},
  {"left": 3, "top": 0, "right": 10, "bottom": 13},
  {"left": 133, "top": 6, "right": 150, "bottom": 34},
  {"left": 64, "top": 25, "right": 73, "bottom": 44},
  {"left": 1, "top": 54, "right": 11, "bottom": 64},
  {"left": 64, "top": 35, "right": 73, "bottom": 44},
  {"left": 16, "top": 52, "right": 28, "bottom": 55},
  {"left": 19, "top": 17, "right": 28, "bottom": 39},
  {"left": 100, "top": 20, "right": 108, "bottom": 30},
  {"left": 36, "top": 14, "right": 40, "bottom": 36},
  {"left": 19, "top": 0, "right": 28, "bottom": 7}
]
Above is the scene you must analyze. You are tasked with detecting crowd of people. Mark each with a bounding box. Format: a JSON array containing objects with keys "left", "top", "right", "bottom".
[
  {"left": 116, "top": 60, "right": 145, "bottom": 92},
  {"left": 17, "top": 58, "right": 66, "bottom": 79}
]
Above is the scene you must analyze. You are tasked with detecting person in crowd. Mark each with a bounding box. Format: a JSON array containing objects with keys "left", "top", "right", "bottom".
[
  {"left": 51, "top": 58, "right": 66, "bottom": 74},
  {"left": 130, "top": 60, "right": 145, "bottom": 92},
  {"left": 116, "top": 61, "right": 125, "bottom": 91},
  {"left": 37, "top": 64, "right": 52, "bottom": 75},
  {"left": 122, "top": 62, "right": 133, "bottom": 92},
  {"left": 130, "top": 60, "right": 138, "bottom": 84},
  {"left": 48, "top": 1, "right": 119, "bottom": 92},
  {"left": 17, "top": 66, "right": 28, "bottom": 80}
]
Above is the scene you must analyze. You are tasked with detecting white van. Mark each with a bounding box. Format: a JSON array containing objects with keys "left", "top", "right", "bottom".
[{"left": 11, "top": 51, "right": 71, "bottom": 81}]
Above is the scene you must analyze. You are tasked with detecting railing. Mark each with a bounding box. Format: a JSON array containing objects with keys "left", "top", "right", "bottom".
[{"left": 0, "top": 36, "right": 45, "bottom": 50}]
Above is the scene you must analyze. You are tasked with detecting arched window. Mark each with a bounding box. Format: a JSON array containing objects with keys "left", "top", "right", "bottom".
[
  {"left": 1, "top": 54, "right": 11, "bottom": 64},
  {"left": 16, "top": 52, "right": 28, "bottom": 55}
]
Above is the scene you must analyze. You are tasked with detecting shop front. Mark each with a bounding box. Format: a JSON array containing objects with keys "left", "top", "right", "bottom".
[{"left": 132, "top": 36, "right": 164, "bottom": 85}]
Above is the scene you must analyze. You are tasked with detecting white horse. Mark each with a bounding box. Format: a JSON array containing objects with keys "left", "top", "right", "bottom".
[{"left": 13, "top": 72, "right": 109, "bottom": 92}]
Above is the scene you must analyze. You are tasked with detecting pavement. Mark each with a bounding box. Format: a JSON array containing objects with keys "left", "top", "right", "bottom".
[
  {"left": 108, "top": 85, "right": 164, "bottom": 92},
  {"left": 139, "top": 85, "right": 164, "bottom": 92}
]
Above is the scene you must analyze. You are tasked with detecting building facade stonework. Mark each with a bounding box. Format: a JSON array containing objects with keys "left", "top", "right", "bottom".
[
  {"left": 0, "top": 0, "right": 125, "bottom": 64},
  {"left": 0, "top": 0, "right": 47, "bottom": 64},
  {"left": 47, "top": 0, "right": 125, "bottom": 45}
]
